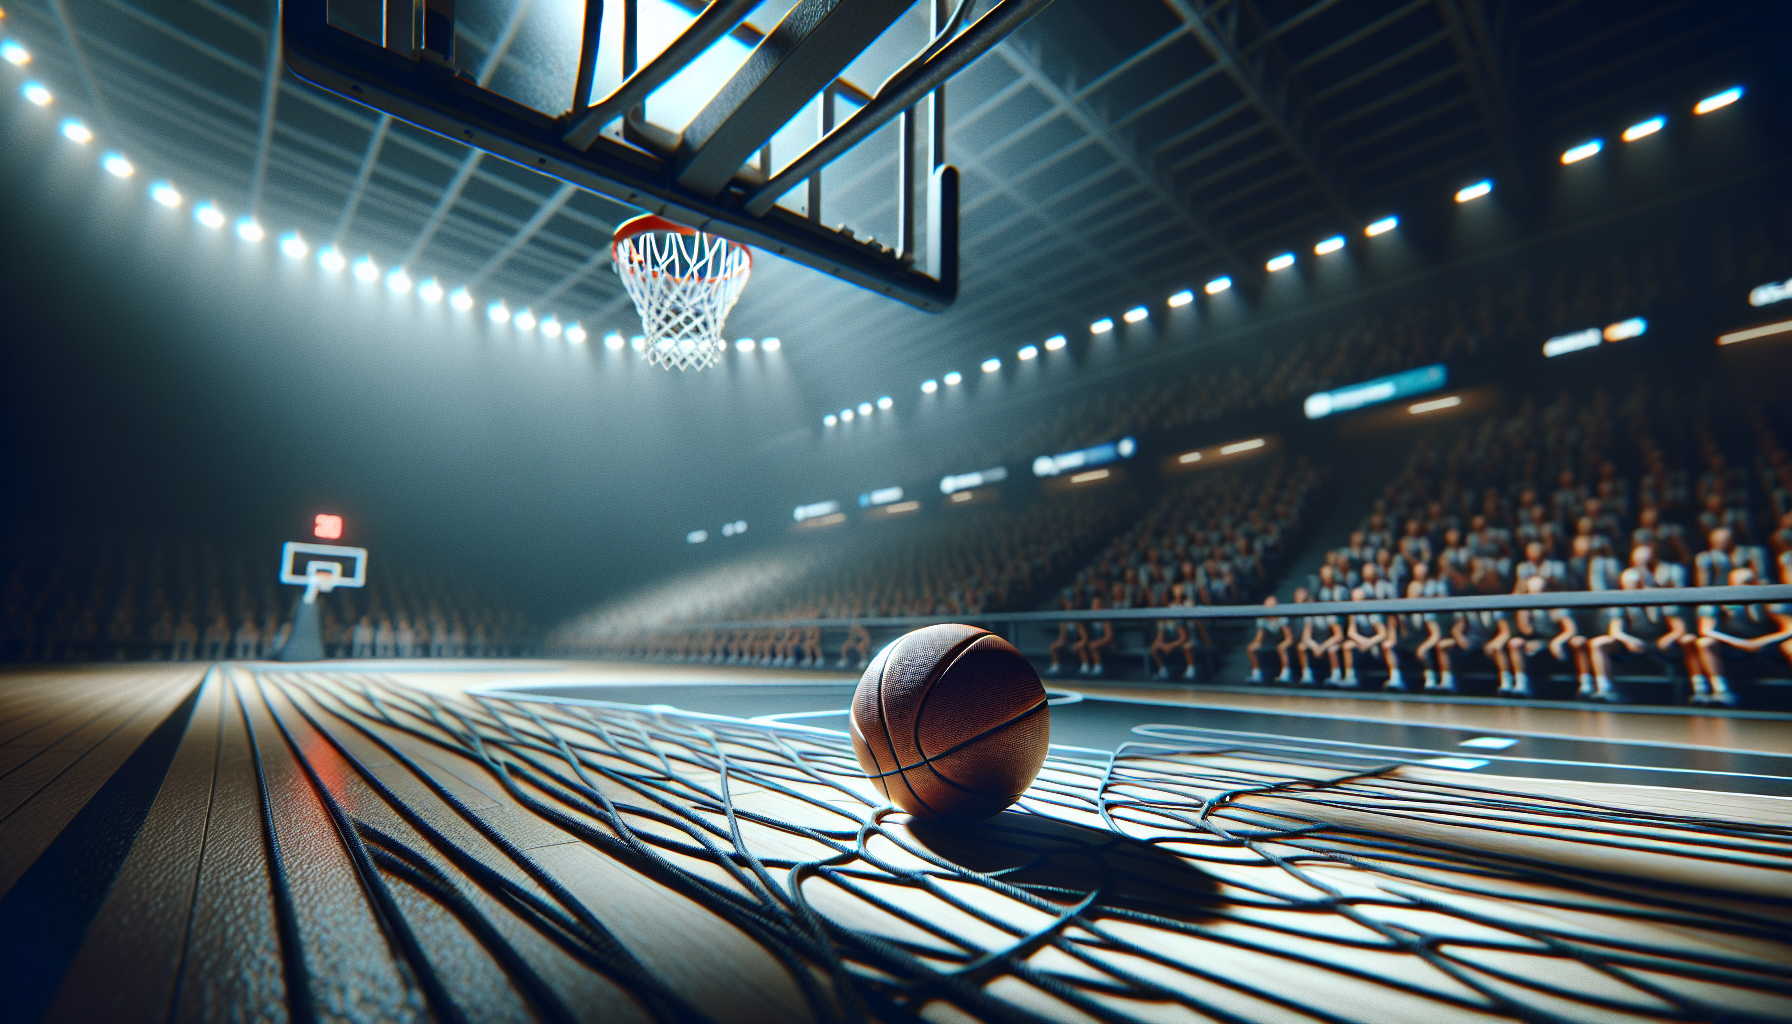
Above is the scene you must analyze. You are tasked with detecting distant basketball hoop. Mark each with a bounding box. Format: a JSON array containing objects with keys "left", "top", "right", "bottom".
[{"left": 612, "top": 214, "right": 751, "bottom": 372}]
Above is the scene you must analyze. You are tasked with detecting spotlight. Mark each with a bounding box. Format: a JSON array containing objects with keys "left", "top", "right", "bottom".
[
  {"left": 1314, "top": 236, "right": 1344, "bottom": 255},
  {"left": 981, "top": 357, "right": 1001, "bottom": 373},
  {"left": 943, "top": 371, "right": 962, "bottom": 386},
  {"left": 418, "top": 278, "right": 443, "bottom": 302},
  {"left": 1044, "top": 335, "right": 1066, "bottom": 351},
  {"left": 279, "top": 232, "right": 308, "bottom": 258},
  {"left": 319, "top": 247, "right": 346, "bottom": 272},
  {"left": 59, "top": 119, "right": 91, "bottom": 143},
  {"left": 858, "top": 402, "right": 873, "bottom": 415},
  {"left": 824, "top": 414, "right": 838, "bottom": 426},
  {"left": 514, "top": 308, "right": 536, "bottom": 330},
  {"left": 1622, "top": 117, "right": 1664, "bottom": 141},
  {"left": 604, "top": 332, "right": 625, "bottom": 350},
  {"left": 877, "top": 395, "right": 893, "bottom": 410},
  {"left": 449, "top": 287, "right": 473, "bottom": 310},
  {"left": 101, "top": 153, "right": 133, "bottom": 177},
  {"left": 352, "top": 256, "right": 379, "bottom": 281},
  {"left": 1409, "top": 396, "right": 1461, "bottom": 415},
  {"left": 1, "top": 41, "right": 30, "bottom": 65},
  {"left": 631, "top": 336, "right": 645, "bottom": 351},
  {"left": 1364, "top": 216, "right": 1397, "bottom": 236},
  {"left": 487, "top": 301, "right": 510, "bottom": 323},
  {"left": 566, "top": 323, "right": 587, "bottom": 344},
  {"left": 735, "top": 338, "right": 755, "bottom": 352},
  {"left": 387, "top": 268, "right": 412, "bottom": 293},
  {"left": 841, "top": 409, "right": 855, "bottom": 422},
  {"left": 194, "top": 203, "right": 225, "bottom": 229},
  {"left": 1090, "top": 318, "right": 1113, "bottom": 334},
  {"left": 1560, "top": 140, "right": 1602, "bottom": 164},
  {"left": 1123, "top": 306, "right": 1148, "bottom": 323},
  {"left": 541, "top": 316, "right": 562, "bottom": 337},
  {"left": 1455, "top": 180, "right": 1492, "bottom": 203},
  {"left": 1167, "top": 289, "right": 1194, "bottom": 307},
  {"left": 1266, "top": 253, "right": 1295, "bottom": 272},
  {"left": 150, "top": 181, "right": 182, "bottom": 207},
  {"left": 21, "top": 81, "right": 49, "bottom": 105},
  {"left": 761, "top": 337, "right": 780, "bottom": 351},
  {"left": 921, "top": 379, "right": 938, "bottom": 393},
  {"left": 1018, "top": 345, "right": 1038, "bottom": 360},
  {"left": 1694, "top": 87, "right": 1741, "bottom": 114},
  {"left": 235, "top": 217, "right": 264, "bottom": 242},
  {"left": 1204, "top": 276, "right": 1231, "bottom": 295}
]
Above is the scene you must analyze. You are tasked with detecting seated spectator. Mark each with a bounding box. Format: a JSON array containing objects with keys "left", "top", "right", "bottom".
[
  {"left": 1589, "top": 565, "right": 1689, "bottom": 703},
  {"left": 1342, "top": 587, "right": 1393, "bottom": 689},
  {"left": 1244, "top": 596, "right": 1292, "bottom": 684},
  {"left": 1693, "top": 567, "right": 1792, "bottom": 706},
  {"left": 1044, "top": 594, "right": 1082, "bottom": 677},
  {"left": 1075, "top": 598, "right": 1115, "bottom": 677}
]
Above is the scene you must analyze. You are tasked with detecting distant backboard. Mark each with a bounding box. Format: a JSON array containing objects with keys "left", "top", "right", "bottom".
[
  {"left": 284, "top": 0, "right": 1055, "bottom": 311},
  {"left": 280, "top": 541, "right": 368, "bottom": 588}
]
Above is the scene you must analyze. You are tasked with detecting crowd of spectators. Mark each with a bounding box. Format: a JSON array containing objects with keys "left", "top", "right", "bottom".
[
  {"left": 0, "top": 530, "right": 538, "bottom": 662},
  {"left": 1283, "top": 385, "right": 1792, "bottom": 702}
]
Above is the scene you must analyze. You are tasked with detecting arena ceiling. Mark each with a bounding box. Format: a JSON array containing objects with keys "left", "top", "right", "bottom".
[{"left": 5, "top": 0, "right": 1784, "bottom": 427}]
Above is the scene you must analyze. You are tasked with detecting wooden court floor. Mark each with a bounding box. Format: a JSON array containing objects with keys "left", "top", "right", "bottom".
[{"left": 1, "top": 662, "right": 1789, "bottom": 1024}]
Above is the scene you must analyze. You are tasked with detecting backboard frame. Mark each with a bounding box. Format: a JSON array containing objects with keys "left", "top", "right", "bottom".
[
  {"left": 279, "top": 0, "right": 1064, "bottom": 311},
  {"left": 280, "top": 541, "right": 369, "bottom": 589}
]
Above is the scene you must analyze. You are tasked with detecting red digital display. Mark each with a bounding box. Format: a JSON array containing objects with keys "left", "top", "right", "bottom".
[{"left": 314, "top": 513, "right": 343, "bottom": 540}]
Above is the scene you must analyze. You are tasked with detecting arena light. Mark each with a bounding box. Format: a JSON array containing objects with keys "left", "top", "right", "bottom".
[
  {"left": 1314, "top": 236, "right": 1344, "bottom": 255},
  {"left": 981, "top": 357, "right": 1001, "bottom": 373},
  {"left": 194, "top": 203, "right": 225, "bottom": 229},
  {"left": 279, "top": 232, "right": 308, "bottom": 258},
  {"left": 1018, "top": 344, "right": 1037, "bottom": 360},
  {"left": 604, "top": 332, "right": 625, "bottom": 349},
  {"left": 1694, "top": 87, "right": 1741, "bottom": 114},
  {"left": 630, "top": 337, "right": 646, "bottom": 351},
  {"left": 514, "top": 309, "right": 537, "bottom": 330},
  {"left": 1603, "top": 317, "right": 1646, "bottom": 341},
  {"left": 944, "top": 371, "right": 962, "bottom": 386},
  {"left": 1123, "top": 306, "right": 1148, "bottom": 323},
  {"left": 1266, "top": 252, "right": 1295, "bottom": 272},
  {"left": 1304, "top": 363, "right": 1446, "bottom": 418},
  {"left": 1167, "top": 289, "right": 1194, "bottom": 307},
  {"left": 418, "top": 277, "right": 443, "bottom": 302},
  {"left": 149, "top": 181, "right": 182, "bottom": 207},
  {"left": 353, "top": 256, "right": 380, "bottom": 282},
  {"left": 823, "top": 413, "right": 838, "bottom": 426},
  {"left": 950, "top": 491, "right": 973, "bottom": 503},
  {"left": 722, "top": 519, "right": 747, "bottom": 537},
  {"left": 1, "top": 40, "right": 29, "bottom": 65},
  {"left": 22, "top": 81, "right": 50, "bottom": 105},
  {"left": 1561, "top": 140, "right": 1602, "bottom": 164},
  {"left": 1069, "top": 469, "right": 1110, "bottom": 485},
  {"left": 448, "top": 286, "right": 473, "bottom": 310},
  {"left": 235, "top": 217, "right": 264, "bottom": 242},
  {"left": 1044, "top": 335, "right": 1066, "bottom": 351},
  {"left": 761, "top": 337, "right": 780, "bottom": 351},
  {"left": 486, "top": 300, "right": 510, "bottom": 323},
  {"left": 1748, "top": 276, "right": 1791, "bottom": 307},
  {"left": 840, "top": 408, "right": 854, "bottom": 422},
  {"left": 940, "top": 465, "right": 1007, "bottom": 494},
  {"left": 101, "top": 152, "right": 133, "bottom": 178},
  {"left": 1542, "top": 327, "right": 1600, "bottom": 356},
  {"left": 566, "top": 323, "right": 587, "bottom": 344},
  {"left": 59, "top": 118, "right": 91, "bottom": 143},
  {"left": 1177, "top": 451, "right": 1202, "bottom": 464},
  {"left": 735, "top": 338, "right": 755, "bottom": 352},
  {"left": 793, "top": 500, "right": 840, "bottom": 522},
  {"left": 1220, "top": 438, "right": 1266, "bottom": 455},
  {"left": 1365, "top": 216, "right": 1398, "bottom": 237},
  {"left": 1455, "top": 180, "right": 1492, "bottom": 203},
  {"left": 921, "top": 379, "right": 938, "bottom": 393},
  {"left": 1717, "top": 319, "right": 1792, "bottom": 346},
  {"left": 859, "top": 486, "right": 903, "bottom": 507},
  {"left": 318, "top": 246, "right": 346, "bottom": 272},
  {"left": 386, "top": 268, "right": 412, "bottom": 293},
  {"left": 1034, "top": 436, "right": 1135, "bottom": 477},
  {"left": 880, "top": 500, "right": 920, "bottom": 515},
  {"left": 1409, "top": 395, "right": 1462, "bottom": 414},
  {"left": 687, "top": 530, "right": 708, "bottom": 544},
  {"left": 1204, "top": 276, "right": 1231, "bottom": 295},
  {"left": 877, "top": 395, "right": 893, "bottom": 410},
  {"left": 1622, "top": 117, "right": 1664, "bottom": 141},
  {"left": 1090, "top": 318, "right": 1113, "bottom": 334},
  {"left": 858, "top": 401, "right": 873, "bottom": 415},
  {"left": 541, "top": 316, "right": 563, "bottom": 338}
]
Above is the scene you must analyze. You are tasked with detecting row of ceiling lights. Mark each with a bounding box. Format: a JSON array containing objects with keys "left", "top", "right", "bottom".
[{"left": 822, "top": 84, "right": 1747, "bottom": 430}]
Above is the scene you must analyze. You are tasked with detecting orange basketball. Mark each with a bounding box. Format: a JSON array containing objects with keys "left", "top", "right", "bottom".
[{"left": 849, "top": 624, "right": 1051, "bottom": 822}]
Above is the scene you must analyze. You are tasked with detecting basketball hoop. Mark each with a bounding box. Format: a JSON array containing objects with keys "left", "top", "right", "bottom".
[{"left": 612, "top": 214, "right": 752, "bottom": 372}]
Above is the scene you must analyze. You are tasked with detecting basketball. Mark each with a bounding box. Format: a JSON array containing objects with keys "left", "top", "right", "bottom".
[{"left": 848, "top": 624, "right": 1051, "bottom": 822}]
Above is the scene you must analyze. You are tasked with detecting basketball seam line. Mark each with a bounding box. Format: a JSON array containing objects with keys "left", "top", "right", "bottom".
[
  {"left": 860, "top": 697, "right": 1049, "bottom": 783},
  {"left": 878, "top": 631, "right": 982, "bottom": 818}
]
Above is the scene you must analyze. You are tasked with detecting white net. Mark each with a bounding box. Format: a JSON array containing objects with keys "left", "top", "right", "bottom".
[{"left": 612, "top": 221, "right": 752, "bottom": 372}]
